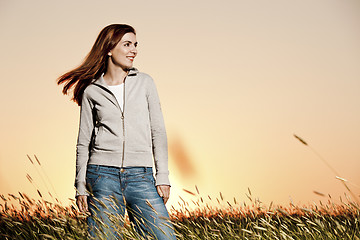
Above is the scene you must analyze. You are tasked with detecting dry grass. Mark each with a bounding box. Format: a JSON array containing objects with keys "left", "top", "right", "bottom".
[
  {"left": 4, "top": 140, "right": 358, "bottom": 239},
  {"left": 1, "top": 189, "right": 359, "bottom": 239},
  {"left": 171, "top": 189, "right": 360, "bottom": 239}
]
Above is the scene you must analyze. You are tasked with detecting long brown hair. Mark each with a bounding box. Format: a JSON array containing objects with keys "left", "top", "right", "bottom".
[{"left": 57, "top": 24, "right": 136, "bottom": 106}]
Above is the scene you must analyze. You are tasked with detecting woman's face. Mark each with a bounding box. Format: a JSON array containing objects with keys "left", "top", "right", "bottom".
[{"left": 109, "top": 32, "right": 138, "bottom": 70}]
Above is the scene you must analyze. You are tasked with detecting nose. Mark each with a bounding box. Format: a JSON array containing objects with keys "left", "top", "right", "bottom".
[{"left": 131, "top": 46, "right": 137, "bottom": 55}]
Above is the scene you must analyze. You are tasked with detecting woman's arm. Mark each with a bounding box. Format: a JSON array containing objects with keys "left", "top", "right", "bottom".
[
  {"left": 75, "top": 90, "right": 94, "bottom": 197},
  {"left": 147, "top": 77, "right": 170, "bottom": 187}
]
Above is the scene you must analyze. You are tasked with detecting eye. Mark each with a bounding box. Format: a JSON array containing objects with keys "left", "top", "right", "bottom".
[
  {"left": 134, "top": 43, "right": 138, "bottom": 48},
  {"left": 124, "top": 43, "right": 130, "bottom": 47}
]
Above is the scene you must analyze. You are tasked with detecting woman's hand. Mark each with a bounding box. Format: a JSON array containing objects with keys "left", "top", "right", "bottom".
[
  {"left": 156, "top": 185, "right": 171, "bottom": 204},
  {"left": 76, "top": 195, "right": 89, "bottom": 213}
]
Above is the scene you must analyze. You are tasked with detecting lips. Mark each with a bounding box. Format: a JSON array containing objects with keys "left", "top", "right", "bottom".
[{"left": 127, "top": 56, "right": 135, "bottom": 62}]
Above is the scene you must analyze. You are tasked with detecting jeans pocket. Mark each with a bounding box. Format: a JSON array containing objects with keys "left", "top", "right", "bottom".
[
  {"left": 126, "top": 171, "right": 155, "bottom": 185},
  {"left": 86, "top": 171, "right": 101, "bottom": 193}
]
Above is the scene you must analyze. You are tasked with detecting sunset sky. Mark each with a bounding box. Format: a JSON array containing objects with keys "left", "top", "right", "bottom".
[{"left": 0, "top": 0, "right": 359, "bottom": 208}]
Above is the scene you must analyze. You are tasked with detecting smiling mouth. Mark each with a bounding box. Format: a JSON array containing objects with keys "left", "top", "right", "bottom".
[{"left": 127, "top": 56, "right": 135, "bottom": 61}]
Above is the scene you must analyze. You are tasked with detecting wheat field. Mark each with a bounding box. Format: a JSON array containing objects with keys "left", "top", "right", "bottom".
[{"left": 0, "top": 188, "right": 359, "bottom": 240}]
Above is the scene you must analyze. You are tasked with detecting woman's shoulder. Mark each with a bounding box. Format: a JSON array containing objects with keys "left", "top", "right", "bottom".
[
  {"left": 133, "top": 70, "right": 156, "bottom": 87},
  {"left": 135, "top": 71, "right": 152, "bottom": 81},
  {"left": 83, "top": 83, "right": 97, "bottom": 95},
  {"left": 81, "top": 80, "right": 102, "bottom": 101}
]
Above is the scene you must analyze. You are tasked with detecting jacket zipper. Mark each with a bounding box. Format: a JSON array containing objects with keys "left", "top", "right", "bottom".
[
  {"left": 120, "top": 76, "right": 126, "bottom": 172},
  {"left": 93, "top": 74, "right": 128, "bottom": 172}
]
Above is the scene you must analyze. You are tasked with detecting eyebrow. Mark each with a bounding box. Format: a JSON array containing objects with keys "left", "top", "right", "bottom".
[{"left": 122, "top": 40, "right": 138, "bottom": 45}]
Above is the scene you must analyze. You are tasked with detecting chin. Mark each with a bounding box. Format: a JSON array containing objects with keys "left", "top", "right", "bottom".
[{"left": 121, "top": 64, "right": 133, "bottom": 71}]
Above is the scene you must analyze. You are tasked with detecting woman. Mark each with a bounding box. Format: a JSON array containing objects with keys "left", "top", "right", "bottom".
[{"left": 57, "top": 24, "right": 176, "bottom": 239}]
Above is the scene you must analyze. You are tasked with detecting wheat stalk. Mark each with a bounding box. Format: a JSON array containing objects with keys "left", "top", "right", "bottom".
[{"left": 294, "top": 134, "right": 359, "bottom": 204}]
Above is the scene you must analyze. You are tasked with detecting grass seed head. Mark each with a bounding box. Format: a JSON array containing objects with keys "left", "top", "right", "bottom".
[{"left": 294, "top": 134, "right": 308, "bottom": 145}]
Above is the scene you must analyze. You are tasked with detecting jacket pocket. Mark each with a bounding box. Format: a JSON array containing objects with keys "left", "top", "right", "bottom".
[{"left": 94, "top": 126, "right": 103, "bottom": 147}]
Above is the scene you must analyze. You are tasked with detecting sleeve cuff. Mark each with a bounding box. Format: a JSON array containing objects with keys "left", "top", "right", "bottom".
[
  {"left": 155, "top": 172, "right": 171, "bottom": 186},
  {"left": 75, "top": 181, "right": 89, "bottom": 197}
]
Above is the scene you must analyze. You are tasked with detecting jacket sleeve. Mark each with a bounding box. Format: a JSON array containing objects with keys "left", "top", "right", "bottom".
[
  {"left": 147, "top": 77, "right": 170, "bottom": 186},
  {"left": 75, "top": 90, "right": 94, "bottom": 196}
]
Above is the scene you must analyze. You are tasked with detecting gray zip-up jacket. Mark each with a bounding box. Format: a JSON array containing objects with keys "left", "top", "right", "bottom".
[{"left": 75, "top": 68, "right": 169, "bottom": 196}]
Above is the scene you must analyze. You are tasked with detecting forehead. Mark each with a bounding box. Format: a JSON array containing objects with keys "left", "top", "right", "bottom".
[{"left": 120, "top": 32, "right": 137, "bottom": 42}]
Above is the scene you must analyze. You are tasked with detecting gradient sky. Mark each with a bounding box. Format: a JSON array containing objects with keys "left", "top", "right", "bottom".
[{"left": 0, "top": 0, "right": 359, "bottom": 208}]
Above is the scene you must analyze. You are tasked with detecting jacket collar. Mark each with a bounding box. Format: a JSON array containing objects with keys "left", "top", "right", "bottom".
[
  {"left": 91, "top": 68, "right": 138, "bottom": 111},
  {"left": 92, "top": 67, "right": 139, "bottom": 87},
  {"left": 128, "top": 67, "right": 139, "bottom": 76}
]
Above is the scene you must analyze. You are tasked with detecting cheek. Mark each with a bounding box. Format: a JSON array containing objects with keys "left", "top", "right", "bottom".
[
  {"left": 119, "top": 47, "right": 129, "bottom": 55},
  {"left": 114, "top": 50, "right": 125, "bottom": 58},
  {"left": 113, "top": 51, "right": 127, "bottom": 63}
]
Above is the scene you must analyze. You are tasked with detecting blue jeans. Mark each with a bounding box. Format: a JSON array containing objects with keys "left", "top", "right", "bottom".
[{"left": 86, "top": 164, "right": 176, "bottom": 239}]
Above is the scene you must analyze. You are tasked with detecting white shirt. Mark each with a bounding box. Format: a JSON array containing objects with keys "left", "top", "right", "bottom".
[{"left": 108, "top": 83, "right": 124, "bottom": 111}]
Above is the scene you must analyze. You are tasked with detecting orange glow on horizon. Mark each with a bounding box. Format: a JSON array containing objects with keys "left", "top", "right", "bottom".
[{"left": 0, "top": 0, "right": 359, "bottom": 209}]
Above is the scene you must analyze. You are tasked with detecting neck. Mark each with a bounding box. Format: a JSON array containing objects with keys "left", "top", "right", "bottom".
[{"left": 103, "top": 65, "right": 129, "bottom": 85}]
